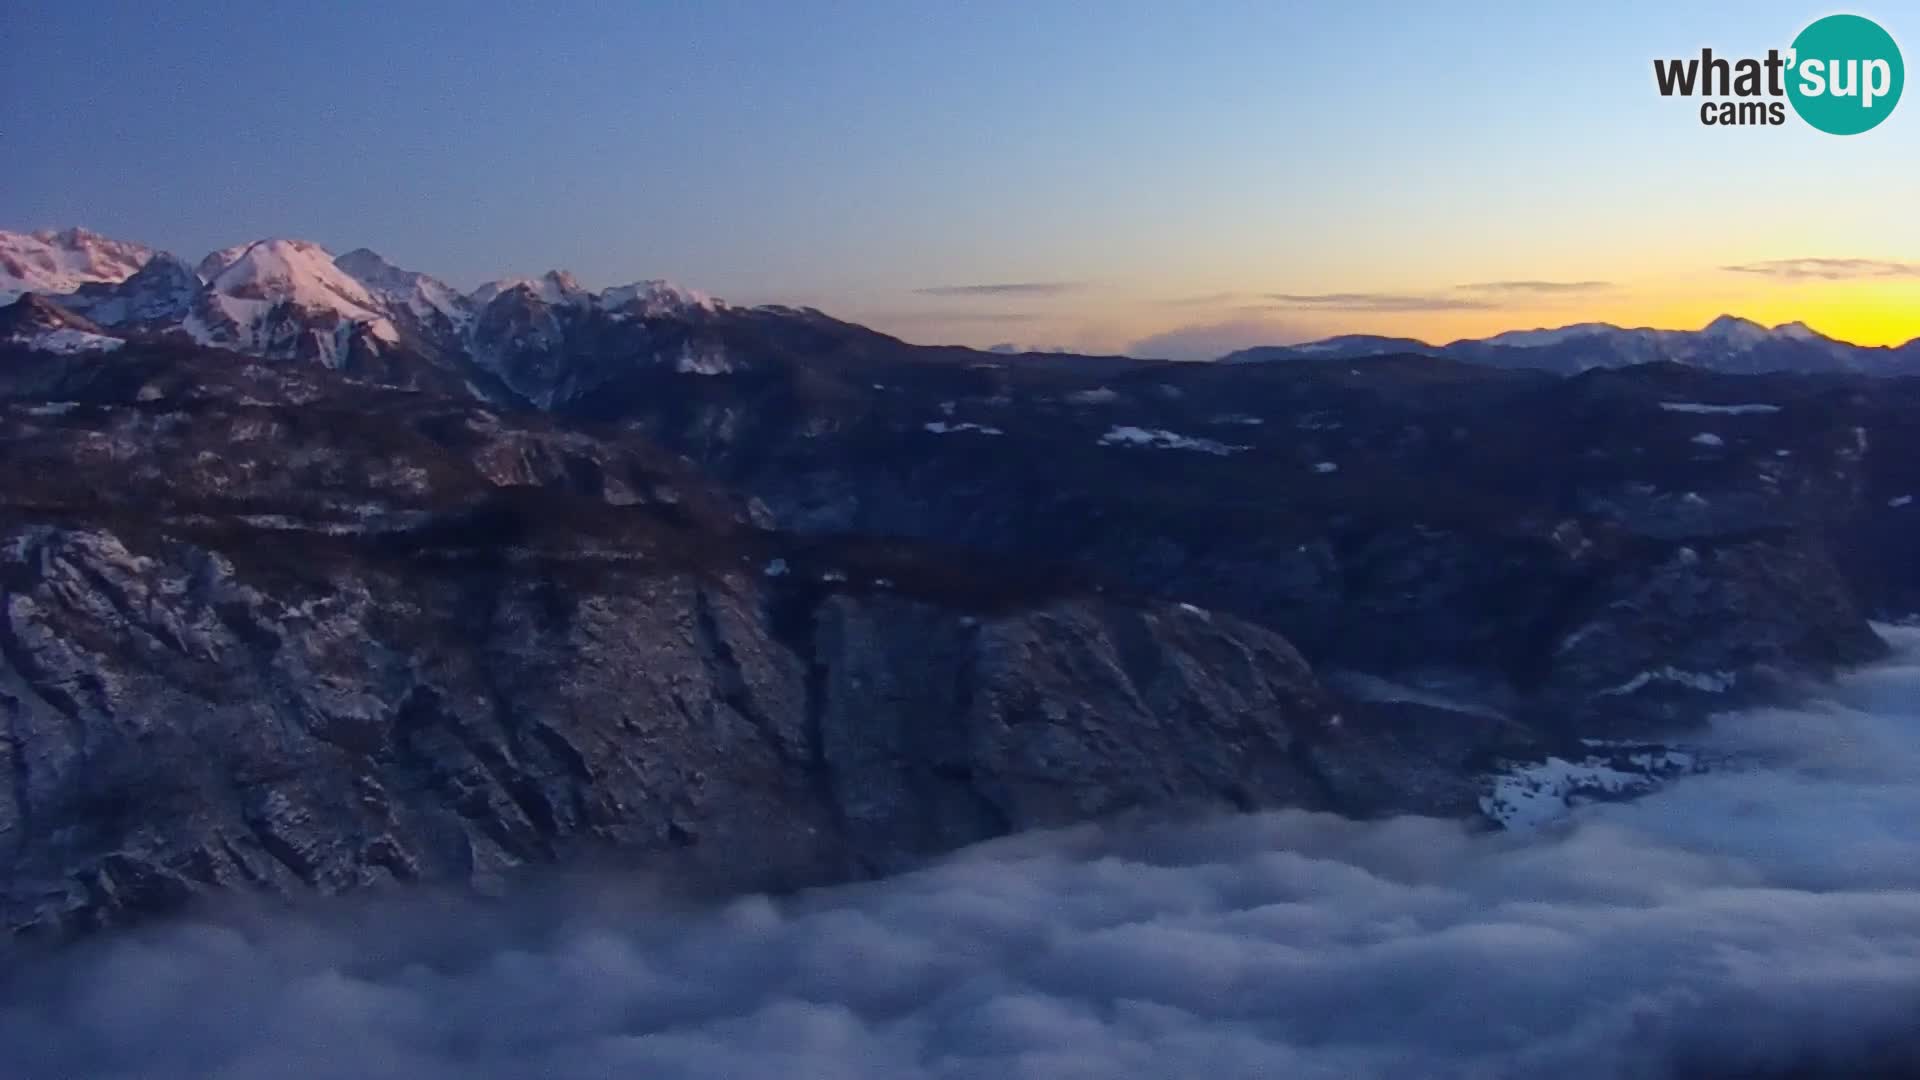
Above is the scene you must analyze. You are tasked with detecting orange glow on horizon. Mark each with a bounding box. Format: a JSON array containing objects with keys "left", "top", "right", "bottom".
[
  {"left": 1205, "top": 278, "right": 1920, "bottom": 352},
  {"left": 863, "top": 275, "right": 1920, "bottom": 358}
]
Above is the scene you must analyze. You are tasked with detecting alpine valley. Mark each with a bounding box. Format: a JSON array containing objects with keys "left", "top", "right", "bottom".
[{"left": 2, "top": 226, "right": 1917, "bottom": 935}]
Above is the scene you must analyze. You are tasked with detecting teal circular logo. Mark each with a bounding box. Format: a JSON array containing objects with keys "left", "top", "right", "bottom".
[{"left": 1787, "top": 14, "right": 1903, "bottom": 134}]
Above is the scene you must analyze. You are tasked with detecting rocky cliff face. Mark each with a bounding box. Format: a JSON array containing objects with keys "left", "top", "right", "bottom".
[
  {"left": 0, "top": 347, "right": 1352, "bottom": 934},
  {"left": 0, "top": 520, "right": 1341, "bottom": 936}
]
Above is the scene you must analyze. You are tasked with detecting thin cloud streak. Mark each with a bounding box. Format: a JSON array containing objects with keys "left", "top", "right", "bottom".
[
  {"left": 872, "top": 310, "right": 1046, "bottom": 324},
  {"left": 1155, "top": 291, "right": 1254, "bottom": 308},
  {"left": 1455, "top": 279, "right": 1614, "bottom": 294},
  {"left": 1723, "top": 258, "right": 1920, "bottom": 281},
  {"left": 1163, "top": 283, "right": 1610, "bottom": 310},
  {"left": 1258, "top": 292, "right": 1497, "bottom": 312},
  {"left": 912, "top": 282, "right": 1087, "bottom": 297}
]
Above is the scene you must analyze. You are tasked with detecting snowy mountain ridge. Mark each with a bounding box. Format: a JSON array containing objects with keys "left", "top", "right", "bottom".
[
  {"left": 0, "top": 227, "right": 721, "bottom": 369},
  {"left": 1224, "top": 313, "right": 1917, "bottom": 375},
  {"left": 0, "top": 228, "right": 155, "bottom": 303}
]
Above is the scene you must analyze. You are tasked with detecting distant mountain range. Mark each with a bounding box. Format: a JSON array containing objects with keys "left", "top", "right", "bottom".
[
  {"left": 1, "top": 227, "right": 931, "bottom": 411},
  {"left": 1224, "top": 315, "right": 1920, "bottom": 376},
  {"left": 4, "top": 225, "right": 1919, "bottom": 380},
  {"left": 0, "top": 228, "right": 727, "bottom": 375}
]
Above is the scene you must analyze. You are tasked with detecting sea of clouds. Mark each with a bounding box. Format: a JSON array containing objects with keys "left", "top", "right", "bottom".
[{"left": 5, "top": 627, "right": 1919, "bottom": 1079}]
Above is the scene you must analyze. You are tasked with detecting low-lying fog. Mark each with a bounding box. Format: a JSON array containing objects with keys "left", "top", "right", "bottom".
[{"left": 6, "top": 627, "right": 1919, "bottom": 1079}]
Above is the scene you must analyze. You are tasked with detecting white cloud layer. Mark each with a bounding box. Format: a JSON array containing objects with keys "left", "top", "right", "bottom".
[{"left": 5, "top": 628, "right": 1920, "bottom": 1079}]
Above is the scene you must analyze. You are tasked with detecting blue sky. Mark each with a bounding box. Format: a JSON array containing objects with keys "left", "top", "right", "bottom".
[{"left": 4, "top": 1, "right": 1917, "bottom": 356}]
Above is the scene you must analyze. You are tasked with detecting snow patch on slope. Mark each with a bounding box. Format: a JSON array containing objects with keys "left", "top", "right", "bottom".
[
  {"left": 1660, "top": 401, "right": 1781, "bottom": 416},
  {"left": 1599, "top": 667, "right": 1737, "bottom": 697},
  {"left": 7, "top": 327, "right": 125, "bottom": 354},
  {"left": 1480, "top": 755, "right": 1657, "bottom": 829},
  {"left": 1481, "top": 322, "right": 1620, "bottom": 349},
  {"left": 1098, "top": 426, "right": 1245, "bottom": 455}
]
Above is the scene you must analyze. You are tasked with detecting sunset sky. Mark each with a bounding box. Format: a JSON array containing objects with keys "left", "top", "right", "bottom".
[{"left": 5, "top": 1, "right": 1917, "bottom": 359}]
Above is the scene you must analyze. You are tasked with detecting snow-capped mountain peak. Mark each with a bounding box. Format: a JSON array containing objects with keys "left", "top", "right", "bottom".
[
  {"left": 469, "top": 270, "right": 589, "bottom": 308},
  {"left": 204, "top": 239, "right": 379, "bottom": 309},
  {"left": 5, "top": 227, "right": 750, "bottom": 381},
  {"left": 1700, "top": 314, "right": 1770, "bottom": 347},
  {"left": 599, "top": 279, "right": 718, "bottom": 317},
  {"left": 183, "top": 238, "right": 400, "bottom": 364},
  {"left": 334, "top": 248, "right": 470, "bottom": 326},
  {"left": 466, "top": 270, "right": 718, "bottom": 320},
  {"left": 0, "top": 227, "right": 154, "bottom": 302}
]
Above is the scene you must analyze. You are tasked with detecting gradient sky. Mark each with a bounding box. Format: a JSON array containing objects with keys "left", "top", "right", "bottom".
[{"left": 5, "top": 1, "right": 1918, "bottom": 358}]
